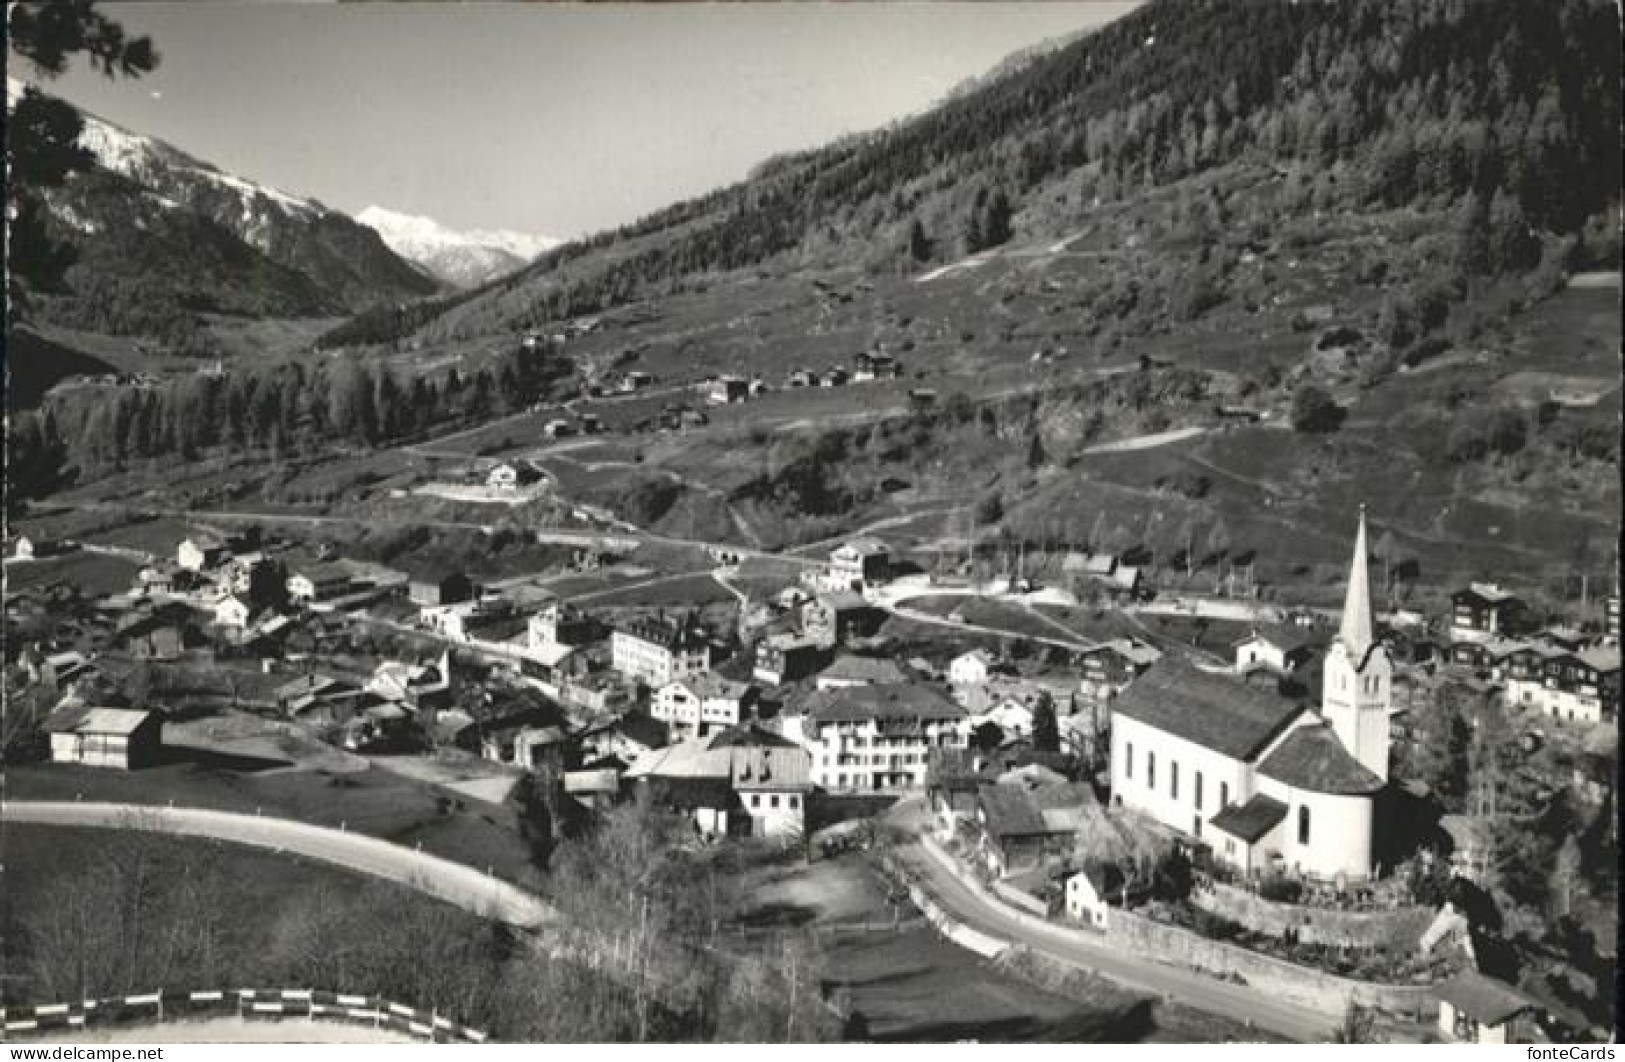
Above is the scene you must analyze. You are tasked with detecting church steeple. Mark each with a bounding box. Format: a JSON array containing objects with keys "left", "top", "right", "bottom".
[
  {"left": 1337, "top": 505, "right": 1375, "bottom": 660},
  {"left": 1322, "top": 504, "right": 1391, "bottom": 783}
]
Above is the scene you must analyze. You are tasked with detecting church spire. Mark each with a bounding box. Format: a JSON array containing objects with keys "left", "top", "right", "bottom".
[{"left": 1338, "top": 505, "right": 1375, "bottom": 658}]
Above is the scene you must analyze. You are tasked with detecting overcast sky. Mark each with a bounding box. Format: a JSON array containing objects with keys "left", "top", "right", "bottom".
[{"left": 29, "top": 3, "right": 1137, "bottom": 240}]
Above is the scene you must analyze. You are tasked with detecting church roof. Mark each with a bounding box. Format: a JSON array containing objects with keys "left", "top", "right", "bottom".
[
  {"left": 1257, "top": 722, "right": 1385, "bottom": 795},
  {"left": 1336, "top": 507, "right": 1375, "bottom": 660},
  {"left": 1110, "top": 659, "right": 1304, "bottom": 761},
  {"left": 1207, "top": 794, "right": 1288, "bottom": 843}
]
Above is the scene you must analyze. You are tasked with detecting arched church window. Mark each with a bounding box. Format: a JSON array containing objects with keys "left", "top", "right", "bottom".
[{"left": 1297, "top": 805, "right": 1311, "bottom": 846}]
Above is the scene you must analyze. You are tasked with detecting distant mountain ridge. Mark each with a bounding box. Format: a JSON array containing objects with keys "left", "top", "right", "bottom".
[
  {"left": 7, "top": 77, "right": 437, "bottom": 342},
  {"left": 358, "top": 205, "right": 560, "bottom": 287}
]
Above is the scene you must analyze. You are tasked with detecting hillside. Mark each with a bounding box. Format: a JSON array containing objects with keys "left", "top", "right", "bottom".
[
  {"left": 7, "top": 78, "right": 437, "bottom": 350},
  {"left": 338, "top": 0, "right": 1617, "bottom": 351}
]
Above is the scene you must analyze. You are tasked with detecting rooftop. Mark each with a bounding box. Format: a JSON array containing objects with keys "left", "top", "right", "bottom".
[
  {"left": 1207, "top": 794, "right": 1288, "bottom": 843},
  {"left": 1436, "top": 970, "right": 1537, "bottom": 1025},
  {"left": 44, "top": 706, "right": 154, "bottom": 736},
  {"left": 1256, "top": 721, "right": 1385, "bottom": 795},
  {"left": 1111, "top": 659, "right": 1304, "bottom": 761},
  {"left": 820, "top": 654, "right": 910, "bottom": 685},
  {"left": 803, "top": 683, "right": 964, "bottom": 725}
]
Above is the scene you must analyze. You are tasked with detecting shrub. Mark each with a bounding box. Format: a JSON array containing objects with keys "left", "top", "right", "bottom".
[{"left": 1291, "top": 385, "right": 1344, "bottom": 433}]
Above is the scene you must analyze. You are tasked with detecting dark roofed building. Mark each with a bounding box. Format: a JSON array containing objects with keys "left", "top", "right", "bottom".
[
  {"left": 1207, "top": 794, "right": 1288, "bottom": 845},
  {"left": 1436, "top": 971, "right": 1541, "bottom": 1044}
]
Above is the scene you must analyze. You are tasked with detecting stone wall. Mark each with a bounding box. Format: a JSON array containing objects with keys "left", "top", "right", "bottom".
[
  {"left": 1104, "top": 906, "right": 1439, "bottom": 1017},
  {"left": 1192, "top": 880, "right": 1435, "bottom": 951}
]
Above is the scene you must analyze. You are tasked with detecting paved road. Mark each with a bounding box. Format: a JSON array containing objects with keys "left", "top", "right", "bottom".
[
  {"left": 895, "top": 839, "right": 1336, "bottom": 1042},
  {"left": 3, "top": 801, "right": 555, "bottom": 931}
]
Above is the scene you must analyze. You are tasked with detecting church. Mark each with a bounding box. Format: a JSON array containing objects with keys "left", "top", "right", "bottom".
[{"left": 1109, "top": 509, "right": 1389, "bottom": 883}]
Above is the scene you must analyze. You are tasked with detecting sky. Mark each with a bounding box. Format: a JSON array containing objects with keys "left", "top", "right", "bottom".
[{"left": 26, "top": 2, "right": 1138, "bottom": 240}]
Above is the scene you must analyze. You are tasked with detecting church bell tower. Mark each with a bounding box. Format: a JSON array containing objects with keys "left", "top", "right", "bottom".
[{"left": 1321, "top": 506, "right": 1392, "bottom": 782}]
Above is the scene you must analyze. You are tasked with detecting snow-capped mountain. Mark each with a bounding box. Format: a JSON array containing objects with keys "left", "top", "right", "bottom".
[
  {"left": 358, "top": 205, "right": 561, "bottom": 287},
  {"left": 8, "top": 77, "right": 436, "bottom": 315}
]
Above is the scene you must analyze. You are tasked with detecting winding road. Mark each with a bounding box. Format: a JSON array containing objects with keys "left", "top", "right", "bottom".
[
  {"left": 895, "top": 837, "right": 1337, "bottom": 1042},
  {"left": 3, "top": 801, "right": 555, "bottom": 931}
]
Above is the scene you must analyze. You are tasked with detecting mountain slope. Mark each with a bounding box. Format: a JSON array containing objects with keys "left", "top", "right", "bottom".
[
  {"left": 339, "top": 0, "right": 1617, "bottom": 350},
  {"left": 357, "top": 205, "right": 560, "bottom": 287},
  {"left": 8, "top": 78, "right": 438, "bottom": 343}
]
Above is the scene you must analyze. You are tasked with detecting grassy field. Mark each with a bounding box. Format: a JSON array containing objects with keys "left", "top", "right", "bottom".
[
  {"left": 5, "top": 551, "right": 142, "bottom": 597},
  {"left": 5, "top": 760, "right": 538, "bottom": 888},
  {"left": 1, "top": 823, "right": 496, "bottom": 1008}
]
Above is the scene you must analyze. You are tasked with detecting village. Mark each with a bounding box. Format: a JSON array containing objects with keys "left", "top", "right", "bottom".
[{"left": 4, "top": 492, "right": 1618, "bottom": 1045}]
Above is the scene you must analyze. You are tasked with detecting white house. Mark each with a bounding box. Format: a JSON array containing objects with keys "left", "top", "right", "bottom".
[
  {"left": 781, "top": 683, "right": 969, "bottom": 791},
  {"left": 652, "top": 674, "right": 759, "bottom": 739},
  {"left": 968, "top": 697, "right": 1036, "bottom": 740},
  {"left": 823, "top": 537, "right": 890, "bottom": 592},
  {"left": 487, "top": 461, "right": 545, "bottom": 492},
  {"left": 610, "top": 615, "right": 711, "bottom": 687},
  {"left": 13, "top": 535, "right": 35, "bottom": 560},
  {"left": 213, "top": 594, "right": 251, "bottom": 629},
  {"left": 1233, "top": 626, "right": 1316, "bottom": 675},
  {"left": 1065, "top": 865, "right": 1120, "bottom": 930},
  {"left": 949, "top": 649, "right": 994, "bottom": 687},
  {"left": 177, "top": 536, "right": 228, "bottom": 572},
  {"left": 286, "top": 564, "right": 352, "bottom": 604},
  {"left": 1110, "top": 510, "right": 1387, "bottom": 884}
]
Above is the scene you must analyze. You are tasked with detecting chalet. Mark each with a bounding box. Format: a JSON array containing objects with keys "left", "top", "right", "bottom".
[
  {"left": 1450, "top": 583, "right": 1523, "bottom": 644},
  {"left": 621, "top": 370, "right": 655, "bottom": 392},
  {"left": 177, "top": 536, "right": 229, "bottom": 572},
  {"left": 819, "top": 368, "right": 849, "bottom": 388},
  {"left": 852, "top": 351, "right": 902, "bottom": 381},
  {"left": 781, "top": 683, "right": 969, "bottom": 791},
  {"left": 34, "top": 650, "right": 96, "bottom": 690},
  {"left": 974, "top": 779, "right": 1096, "bottom": 878},
  {"left": 753, "top": 634, "right": 825, "bottom": 685},
  {"left": 1507, "top": 645, "right": 1620, "bottom": 725},
  {"left": 967, "top": 697, "right": 1037, "bottom": 741},
  {"left": 45, "top": 707, "right": 162, "bottom": 770},
  {"left": 1077, "top": 639, "right": 1161, "bottom": 703},
  {"left": 409, "top": 571, "right": 475, "bottom": 607},
  {"left": 908, "top": 388, "right": 938, "bottom": 411},
  {"left": 542, "top": 418, "right": 577, "bottom": 439},
  {"left": 652, "top": 674, "right": 759, "bottom": 739},
  {"left": 1233, "top": 625, "right": 1317, "bottom": 675},
  {"left": 1063, "top": 552, "right": 1118, "bottom": 580},
  {"left": 610, "top": 613, "right": 711, "bottom": 687},
  {"left": 1436, "top": 971, "right": 1540, "bottom": 1045},
  {"left": 949, "top": 649, "right": 994, "bottom": 687},
  {"left": 787, "top": 369, "right": 816, "bottom": 388},
  {"left": 11, "top": 535, "right": 72, "bottom": 560},
  {"left": 487, "top": 461, "right": 545, "bottom": 492},
  {"left": 826, "top": 537, "right": 890, "bottom": 591},
  {"left": 527, "top": 600, "right": 597, "bottom": 651},
  {"left": 287, "top": 563, "right": 352, "bottom": 604},
  {"left": 748, "top": 378, "right": 769, "bottom": 397},
  {"left": 802, "top": 592, "right": 884, "bottom": 648},
  {"left": 365, "top": 653, "right": 454, "bottom": 712},
  {"left": 579, "top": 412, "right": 603, "bottom": 434},
  {"left": 815, "top": 653, "right": 910, "bottom": 690},
  {"left": 213, "top": 595, "right": 251, "bottom": 629},
  {"left": 707, "top": 375, "right": 749, "bottom": 404},
  {"left": 1112, "top": 512, "right": 1388, "bottom": 883},
  {"left": 587, "top": 712, "right": 671, "bottom": 761}
]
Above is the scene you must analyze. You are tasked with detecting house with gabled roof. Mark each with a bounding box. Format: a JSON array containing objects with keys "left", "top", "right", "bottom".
[{"left": 45, "top": 706, "right": 162, "bottom": 769}]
